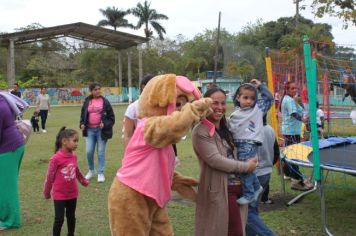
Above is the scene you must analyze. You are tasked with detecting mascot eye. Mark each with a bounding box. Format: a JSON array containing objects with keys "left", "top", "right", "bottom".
[{"left": 176, "top": 102, "right": 182, "bottom": 107}]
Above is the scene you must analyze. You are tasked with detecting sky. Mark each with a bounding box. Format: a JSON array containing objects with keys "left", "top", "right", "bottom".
[{"left": 0, "top": 0, "right": 355, "bottom": 47}]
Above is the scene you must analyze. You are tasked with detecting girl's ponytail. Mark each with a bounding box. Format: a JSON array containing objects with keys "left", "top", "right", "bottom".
[
  {"left": 55, "top": 127, "right": 66, "bottom": 153},
  {"left": 54, "top": 127, "right": 78, "bottom": 153}
]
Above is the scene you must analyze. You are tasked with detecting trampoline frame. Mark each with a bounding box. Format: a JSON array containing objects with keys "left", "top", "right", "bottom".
[{"left": 281, "top": 154, "right": 356, "bottom": 236}]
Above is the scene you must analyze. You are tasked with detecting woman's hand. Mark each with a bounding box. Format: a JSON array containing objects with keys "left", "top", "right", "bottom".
[
  {"left": 99, "top": 122, "right": 104, "bottom": 128},
  {"left": 80, "top": 124, "right": 85, "bottom": 130},
  {"left": 246, "top": 157, "right": 258, "bottom": 173}
]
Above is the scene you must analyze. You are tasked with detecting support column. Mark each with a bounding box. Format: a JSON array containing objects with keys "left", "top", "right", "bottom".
[
  {"left": 127, "top": 50, "right": 132, "bottom": 103},
  {"left": 118, "top": 51, "right": 122, "bottom": 88},
  {"left": 7, "top": 38, "right": 15, "bottom": 86},
  {"left": 138, "top": 48, "right": 143, "bottom": 87}
]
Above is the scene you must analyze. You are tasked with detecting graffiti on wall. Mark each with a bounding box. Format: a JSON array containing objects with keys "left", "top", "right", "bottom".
[{"left": 20, "top": 87, "right": 139, "bottom": 106}]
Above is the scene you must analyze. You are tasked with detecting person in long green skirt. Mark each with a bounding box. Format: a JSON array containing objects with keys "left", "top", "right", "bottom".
[{"left": 0, "top": 92, "right": 28, "bottom": 231}]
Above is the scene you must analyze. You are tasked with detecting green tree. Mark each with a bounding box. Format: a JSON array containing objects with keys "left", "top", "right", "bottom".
[
  {"left": 75, "top": 48, "right": 117, "bottom": 86},
  {"left": 131, "top": 1, "right": 168, "bottom": 40},
  {"left": 236, "top": 59, "right": 255, "bottom": 82},
  {"left": 98, "top": 6, "right": 134, "bottom": 31},
  {"left": 185, "top": 57, "right": 208, "bottom": 78},
  {"left": 310, "top": 0, "right": 356, "bottom": 27}
]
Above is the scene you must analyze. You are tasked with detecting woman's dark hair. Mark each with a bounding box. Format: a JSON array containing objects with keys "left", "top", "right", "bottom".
[
  {"left": 204, "top": 87, "right": 235, "bottom": 150},
  {"left": 140, "top": 74, "right": 156, "bottom": 93},
  {"left": 232, "top": 83, "right": 257, "bottom": 107},
  {"left": 279, "top": 81, "right": 295, "bottom": 112},
  {"left": 88, "top": 82, "right": 101, "bottom": 99},
  {"left": 89, "top": 82, "right": 101, "bottom": 91},
  {"left": 55, "top": 126, "right": 78, "bottom": 153}
]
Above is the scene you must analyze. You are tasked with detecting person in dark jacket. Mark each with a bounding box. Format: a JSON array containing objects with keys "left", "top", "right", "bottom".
[
  {"left": 80, "top": 82, "right": 115, "bottom": 183},
  {"left": 10, "top": 83, "right": 21, "bottom": 98}
]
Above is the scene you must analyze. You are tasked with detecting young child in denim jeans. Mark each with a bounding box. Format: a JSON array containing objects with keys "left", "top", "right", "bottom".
[{"left": 229, "top": 79, "right": 273, "bottom": 205}]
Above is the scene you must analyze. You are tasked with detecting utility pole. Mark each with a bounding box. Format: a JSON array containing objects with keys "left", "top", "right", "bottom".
[
  {"left": 294, "top": 0, "right": 300, "bottom": 27},
  {"left": 213, "top": 11, "right": 221, "bottom": 84}
]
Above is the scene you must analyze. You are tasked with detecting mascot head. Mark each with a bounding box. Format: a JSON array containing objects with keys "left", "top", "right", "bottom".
[{"left": 138, "top": 74, "right": 201, "bottom": 118}]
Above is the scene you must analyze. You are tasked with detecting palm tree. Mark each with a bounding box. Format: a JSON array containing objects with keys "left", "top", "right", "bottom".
[
  {"left": 98, "top": 6, "right": 134, "bottom": 31},
  {"left": 131, "top": 1, "right": 168, "bottom": 40},
  {"left": 185, "top": 57, "right": 208, "bottom": 77}
]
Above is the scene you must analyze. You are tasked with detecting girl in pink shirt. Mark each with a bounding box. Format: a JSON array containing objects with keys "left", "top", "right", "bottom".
[{"left": 43, "top": 127, "right": 89, "bottom": 236}]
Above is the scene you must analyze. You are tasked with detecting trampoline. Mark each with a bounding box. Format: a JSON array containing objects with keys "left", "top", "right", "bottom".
[
  {"left": 328, "top": 112, "right": 352, "bottom": 119},
  {"left": 283, "top": 137, "right": 356, "bottom": 175},
  {"left": 282, "top": 137, "right": 356, "bottom": 236}
]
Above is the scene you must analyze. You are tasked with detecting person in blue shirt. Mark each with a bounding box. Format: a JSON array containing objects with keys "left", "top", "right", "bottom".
[{"left": 280, "top": 81, "right": 313, "bottom": 191}]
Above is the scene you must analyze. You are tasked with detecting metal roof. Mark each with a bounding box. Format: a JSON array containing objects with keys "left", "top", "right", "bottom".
[{"left": 0, "top": 22, "right": 148, "bottom": 49}]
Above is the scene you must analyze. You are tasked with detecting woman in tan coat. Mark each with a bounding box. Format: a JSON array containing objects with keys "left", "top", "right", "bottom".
[{"left": 192, "top": 88, "right": 257, "bottom": 236}]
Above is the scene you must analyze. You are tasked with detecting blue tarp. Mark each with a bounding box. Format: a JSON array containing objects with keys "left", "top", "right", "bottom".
[{"left": 303, "top": 137, "right": 356, "bottom": 149}]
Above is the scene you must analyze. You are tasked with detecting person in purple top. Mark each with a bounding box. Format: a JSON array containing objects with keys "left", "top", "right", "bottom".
[{"left": 0, "top": 93, "right": 26, "bottom": 231}]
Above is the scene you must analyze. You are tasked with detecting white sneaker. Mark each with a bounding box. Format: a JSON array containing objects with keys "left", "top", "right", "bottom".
[
  {"left": 42, "top": 129, "right": 47, "bottom": 133},
  {"left": 97, "top": 174, "right": 105, "bottom": 183},
  {"left": 85, "top": 170, "right": 95, "bottom": 180}
]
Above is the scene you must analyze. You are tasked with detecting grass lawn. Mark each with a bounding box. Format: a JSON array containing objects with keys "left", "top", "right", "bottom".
[{"left": 3, "top": 105, "right": 356, "bottom": 236}]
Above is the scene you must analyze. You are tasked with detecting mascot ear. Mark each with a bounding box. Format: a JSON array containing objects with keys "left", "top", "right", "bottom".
[
  {"left": 139, "top": 74, "right": 177, "bottom": 117},
  {"left": 176, "top": 76, "right": 202, "bottom": 101}
]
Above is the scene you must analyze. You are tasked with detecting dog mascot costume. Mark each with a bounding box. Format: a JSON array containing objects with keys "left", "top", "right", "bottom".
[{"left": 108, "top": 74, "right": 212, "bottom": 235}]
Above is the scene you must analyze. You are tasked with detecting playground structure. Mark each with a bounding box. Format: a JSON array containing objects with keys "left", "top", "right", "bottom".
[
  {"left": 265, "top": 36, "right": 356, "bottom": 236},
  {"left": 265, "top": 37, "right": 355, "bottom": 139},
  {"left": 0, "top": 22, "right": 148, "bottom": 102}
]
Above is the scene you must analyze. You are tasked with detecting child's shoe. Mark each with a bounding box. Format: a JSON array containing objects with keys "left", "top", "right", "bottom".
[
  {"left": 237, "top": 196, "right": 253, "bottom": 205},
  {"left": 85, "top": 170, "right": 95, "bottom": 180},
  {"left": 253, "top": 186, "right": 264, "bottom": 202}
]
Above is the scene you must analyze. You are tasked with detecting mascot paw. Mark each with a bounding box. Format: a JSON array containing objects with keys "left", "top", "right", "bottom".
[
  {"left": 192, "top": 98, "right": 213, "bottom": 119},
  {"left": 172, "top": 171, "right": 199, "bottom": 202}
]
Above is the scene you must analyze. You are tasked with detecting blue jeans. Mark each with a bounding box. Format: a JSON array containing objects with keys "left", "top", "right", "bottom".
[
  {"left": 86, "top": 128, "right": 107, "bottom": 174},
  {"left": 39, "top": 110, "right": 48, "bottom": 129},
  {"left": 236, "top": 142, "right": 260, "bottom": 201},
  {"left": 246, "top": 174, "right": 276, "bottom": 236}
]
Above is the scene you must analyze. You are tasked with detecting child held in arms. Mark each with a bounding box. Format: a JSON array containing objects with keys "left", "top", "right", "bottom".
[{"left": 229, "top": 79, "right": 274, "bottom": 205}]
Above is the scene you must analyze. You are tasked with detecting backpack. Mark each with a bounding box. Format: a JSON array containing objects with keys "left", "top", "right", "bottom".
[{"left": 0, "top": 92, "right": 31, "bottom": 143}]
